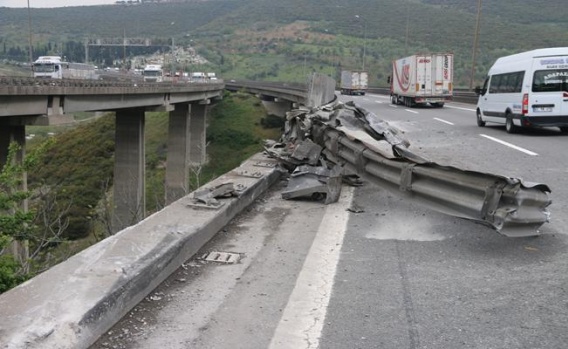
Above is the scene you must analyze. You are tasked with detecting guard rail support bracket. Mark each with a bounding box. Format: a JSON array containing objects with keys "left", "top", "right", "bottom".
[
  {"left": 480, "top": 181, "right": 506, "bottom": 221},
  {"left": 354, "top": 147, "right": 367, "bottom": 174},
  {"left": 400, "top": 163, "right": 415, "bottom": 192}
]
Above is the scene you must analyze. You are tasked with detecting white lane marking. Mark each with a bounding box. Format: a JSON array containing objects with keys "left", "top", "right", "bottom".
[
  {"left": 434, "top": 117, "right": 454, "bottom": 125},
  {"left": 446, "top": 105, "right": 476, "bottom": 112},
  {"left": 405, "top": 109, "right": 419, "bottom": 114},
  {"left": 388, "top": 104, "right": 397, "bottom": 108},
  {"left": 374, "top": 100, "right": 383, "bottom": 104},
  {"left": 269, "top": 186, "right": 354, "bottom": 349},
  {"left": 480, "top": 134, "right": 539, "bottom": 156}
]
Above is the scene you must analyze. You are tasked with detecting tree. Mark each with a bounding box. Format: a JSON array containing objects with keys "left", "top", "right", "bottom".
[
  {"left": 0, "top": 142, "right": 36, "bottom": 292},
  {"left": 0, "top": 139, "right": 57, "bottom": 293}
]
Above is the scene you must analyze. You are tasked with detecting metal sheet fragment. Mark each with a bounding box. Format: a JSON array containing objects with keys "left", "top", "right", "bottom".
[{"left": 189, "top": 182, "right": 240, "bottom": 209}]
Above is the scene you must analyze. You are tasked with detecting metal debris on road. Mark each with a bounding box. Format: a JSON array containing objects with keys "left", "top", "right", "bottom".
[
  {"left": 188, "top": 182, "right": 243, "bottom": 209},
  {"left": 266, "top": 98, "right": 551, "bottom": 237}
]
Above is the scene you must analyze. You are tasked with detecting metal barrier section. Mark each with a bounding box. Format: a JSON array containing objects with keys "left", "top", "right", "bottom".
[{"left": 285, "top": 100, "right": 551, "bottom": 237}]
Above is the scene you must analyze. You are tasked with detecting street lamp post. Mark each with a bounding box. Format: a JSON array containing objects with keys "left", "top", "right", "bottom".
[
  {"left": 469, "top": 0, "right": 483, "bottom": 91},
  {"left": 355, "top": 15, "right": 367, "bottom": 71}
]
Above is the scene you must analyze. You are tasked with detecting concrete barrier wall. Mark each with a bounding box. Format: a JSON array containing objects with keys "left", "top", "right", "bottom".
[
  {"left": 306, "top": 73, "right": 337, "bottom": 108},
  {"left": 0, "top": 153, "right": 281, "bottom": 349}
]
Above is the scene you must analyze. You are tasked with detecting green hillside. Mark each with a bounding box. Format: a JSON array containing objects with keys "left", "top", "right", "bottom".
[{"left": 1, "top": 0, "right": 567, "bottom": 87}]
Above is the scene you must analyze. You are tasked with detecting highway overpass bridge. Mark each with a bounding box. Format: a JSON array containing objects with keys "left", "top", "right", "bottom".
[{"left": 0, "top": 76, "right": 333, "bottom": 232}]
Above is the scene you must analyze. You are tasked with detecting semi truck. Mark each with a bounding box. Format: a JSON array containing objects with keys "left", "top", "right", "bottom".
[
  {"left": 32, "top": 56, "right": 98, "bottom": 80},
  {"left": 340, "top": 70, "right": 368, "bottom": 95},
  {"left": 142, "top": 64, "right": 163, "bottom": 82},
  {"left": 389, "top": 53, "right": 453, "bottom": 107}
]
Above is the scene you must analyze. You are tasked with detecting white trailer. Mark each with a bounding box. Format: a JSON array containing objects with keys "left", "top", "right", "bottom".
[
  {"left": 191, "top": 72, "right": 207, "bottom": 82},
  {"left": 390, "top": 53, "right": 453, "bottom": 107},
  {"left": 340, "top": 70, "right": 368, "bottom": 95},
  {"left": 32, "top": 56, "right": 98, "bottom": 80}
]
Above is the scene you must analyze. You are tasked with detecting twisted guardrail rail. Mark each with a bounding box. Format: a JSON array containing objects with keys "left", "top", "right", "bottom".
[{"left": 281, "top": 98, "right": 551, "bottom": 237}]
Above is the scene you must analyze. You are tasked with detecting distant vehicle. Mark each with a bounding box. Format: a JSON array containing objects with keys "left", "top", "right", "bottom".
[
  {"left": 340, "top": 70, "right": 368, "bottom": 95},
  {"left": 389, "top": 53, "right": 453, "bottom": 107},
  {"left": 143, "top": 64, "right": 163, "bottom": 82},
  {"left": 32, "top": 56, "right": 67, "bottom": 79},
  {"left": 207, "top": 72, "right": 217, "bottom": 80},
  {"left": 475, "top": 47, "right": 568, "bottom": 133},
  {"left": 32, "top": 56, "right": 98, "bottom": 79},
  {"left": 191, "top": 72, "right": 207, "bottom": 82}
]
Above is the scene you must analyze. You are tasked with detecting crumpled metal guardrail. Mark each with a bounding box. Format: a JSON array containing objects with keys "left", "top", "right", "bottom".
[{"left": 277, "top": 99, "right": 551, "bottom": 237}]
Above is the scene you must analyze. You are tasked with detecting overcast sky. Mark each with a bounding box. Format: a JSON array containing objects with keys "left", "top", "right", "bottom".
[{"left": 0, "top": 0, "right": 117, "bottom": 7}]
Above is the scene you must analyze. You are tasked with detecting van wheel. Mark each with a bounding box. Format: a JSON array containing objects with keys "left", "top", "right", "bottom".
[
  {"left": 505, "top": 114, "right": 518, "bottom": 134},
  {"left": 476, "top": 110, "right": 485, "bottom": 127},
  {"left": 391, "top": 95, "right": 397, "bottom": 104}
]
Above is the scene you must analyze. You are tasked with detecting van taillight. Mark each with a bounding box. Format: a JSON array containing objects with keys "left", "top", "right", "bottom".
[{"left": 522, "top": 94, "right": 529, "bottom": 115}]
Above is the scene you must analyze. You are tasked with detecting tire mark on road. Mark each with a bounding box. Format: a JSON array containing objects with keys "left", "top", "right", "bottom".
[{"left": 396, "top": 241, "right": 420, "bottom": 349}]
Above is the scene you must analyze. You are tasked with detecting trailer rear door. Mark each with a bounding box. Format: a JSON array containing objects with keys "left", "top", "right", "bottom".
[{"left": 416, "top": 55, "right": 433, "bottom": 97}]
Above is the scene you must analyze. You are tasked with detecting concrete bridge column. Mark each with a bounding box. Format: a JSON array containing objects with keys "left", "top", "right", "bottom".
[
  {"left": 112, "top": 109, "right": 145, "bottom": 233},
  {"left": 0, "top": 125, "right": 29, "bottom": 264},
  {"left": 165, "top": 103, "right": 191, "bottom": 204},
  {"left": 189, "top": 102, "right": 209, "bottom": 166},
  {"left": 0, "top": 125, "right": 25, "bottom": 167}
]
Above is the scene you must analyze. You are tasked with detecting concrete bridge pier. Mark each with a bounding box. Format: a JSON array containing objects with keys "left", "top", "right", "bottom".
[
  {"left": 188, "top": 101, "right": 209, "bottom": 166},
  {"left": 165, "top": 103, "right": 191, "bottom": 204},
  {"left": 0, "top": 124, "right": 29, "bottom": 263},
  {"left": 164, "top": 101, "right": 210, "bottom": 204},
  {"left": 0, "top": 124, "right": 25, "bottom": 168},
  {"left": 112, "top": 108, "right": 146, "bottom": 233}
]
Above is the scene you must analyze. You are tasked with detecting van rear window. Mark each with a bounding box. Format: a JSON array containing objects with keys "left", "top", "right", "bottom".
[{"left": 532, "top": 69, "right": 568, "bottom": 92}]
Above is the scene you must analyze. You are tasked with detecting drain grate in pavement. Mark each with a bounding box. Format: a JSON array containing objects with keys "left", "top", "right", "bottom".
[{"left": 202, "top": 251, "right": 241, "bottom": 264}]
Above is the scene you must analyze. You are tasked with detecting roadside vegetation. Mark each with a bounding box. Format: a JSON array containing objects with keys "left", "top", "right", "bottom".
[{"left": 1, "top": 0, "right": 567, "bottom": 87}]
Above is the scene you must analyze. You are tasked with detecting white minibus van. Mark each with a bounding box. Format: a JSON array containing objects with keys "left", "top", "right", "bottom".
[{"left": 475, "top": 47, "right": 568, "bottom": 133}]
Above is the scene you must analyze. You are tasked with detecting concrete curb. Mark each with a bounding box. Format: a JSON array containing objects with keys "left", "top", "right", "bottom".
[{"left": 0, "top": 152, "right": 281, "bottom": 349}]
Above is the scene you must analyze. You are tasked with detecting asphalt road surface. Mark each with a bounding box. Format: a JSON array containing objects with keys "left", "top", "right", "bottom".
[{"left": 91, "top": 94, "right": 568, "bottom": 349}]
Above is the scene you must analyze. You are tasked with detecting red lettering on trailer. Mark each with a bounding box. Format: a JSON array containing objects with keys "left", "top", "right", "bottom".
[
  {"left": 443, "top": 56, "right": 450, "bottom": 80},
  {"left": 418, "top": 59, "right": 431, "bottom": 63}
]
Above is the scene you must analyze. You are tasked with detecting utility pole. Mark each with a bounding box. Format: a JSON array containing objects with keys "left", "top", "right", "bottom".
[
  {"left": 123, "top": 28, "right": 127, "bottom": 71},
  {"left": 469, "top": 0, "right": 483, "bottom": 91},
  {"left": 405, "top": 11, "right": 409, "bottom": 55},
  {"left": 27, "top": 0, "right": 33, "bottom": 70},
  {"left": 355, "top": 15, "right": 367, "bottom": 71}
]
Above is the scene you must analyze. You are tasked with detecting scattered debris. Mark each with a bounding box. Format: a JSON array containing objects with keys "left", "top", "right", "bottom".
[
  {"left": 265, "top": 99, "right": 402, "bottom": 204},
  {"left": 347, "top": 204, "right": 365, "bottom": 213},
  {"left": 188, "top": 182, "right": 244, "bottom": 209}
]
